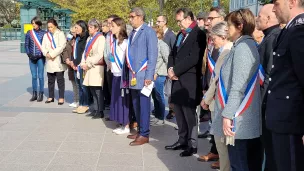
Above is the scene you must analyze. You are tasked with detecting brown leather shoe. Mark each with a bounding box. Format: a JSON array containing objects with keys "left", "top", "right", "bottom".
[
  {"left": 211, "top": 161, "right": 220, "bottom": 169},
  {"left": 130, "top": 122, "right": 138, "bottom": 129},
  {"left": 129, "top": 136, "right": 149, "bottom": 146},
  {"left": 197, "top": 152, "right": 219, "bottom": 162},
  {"left": 127, "top": 133, "right": 139, "bottom": 139}
]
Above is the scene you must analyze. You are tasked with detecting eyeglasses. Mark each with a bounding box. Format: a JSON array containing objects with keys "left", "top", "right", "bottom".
[
  {"left": 207, "top": 16, "right": 221, "bottom": 22},
  {"left": 156, "top": 20, "right": 165, "bottom": 23},
  {"left": 129, "top": 15, "right": 138, "bottom": 19},
  {"left": 176, "top": 18, "right": 185, "bottom": 24}
]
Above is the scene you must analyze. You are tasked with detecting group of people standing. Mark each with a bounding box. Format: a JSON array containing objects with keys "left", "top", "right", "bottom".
[{"left": 25, "top": 1, "right": 304, "bottom": 171}]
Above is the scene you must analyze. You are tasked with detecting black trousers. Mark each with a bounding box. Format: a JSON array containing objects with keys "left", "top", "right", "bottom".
[
  {"left": 272, "top": 132, "right": 304, "bottom": 171},
  {"left": 103, "top": 68, "right": 113, "bottom": 105},
  {"left": 174, "top": 104, "right": 198, "bottom": 148},
  {"left": 89, "top": 86, "right": 104, "bottom": 112},
  {"left": 47, "top": 72, "right": 65, "bottom": 99},
  {"left": 261, "top": 105, "right": 277, "bottom": 171},
  {"left": 228, "top": 138, "right": 262, "bottom": 171}
]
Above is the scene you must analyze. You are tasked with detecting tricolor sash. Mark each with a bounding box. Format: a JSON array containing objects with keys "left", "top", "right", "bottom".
[
  {"left": 217, "top": 66, "right": 260, "bottom": 132},
  {"left": 29, "top": 29, "right": 42, "bottom": 51},
  {"left": 73, "top": 37, "right": 79, "bottom": 59},
  {"left": 258, "top": 64, "right": 265, "bottom": 86},
  {"left": 46, "top": 32, "right": 56, "bottom": 50},
  {"left": 112, "top": 39, "right": 123, "bottom": 70},
  {"left": 207, "top": 51, "right": 216, "bottom": 78},
  {"left": 125, "top": 38, "right": 148, "bottom": 76},
  {"left": 84, "top": 32, "right": 102, "bottom": 60}
]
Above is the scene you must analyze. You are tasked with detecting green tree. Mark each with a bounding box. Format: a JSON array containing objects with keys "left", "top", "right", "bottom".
[{"left": 0, "top": 0, "right": 20, "bottom": 24}]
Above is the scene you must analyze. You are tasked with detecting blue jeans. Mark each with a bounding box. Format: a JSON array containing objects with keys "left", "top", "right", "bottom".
[
  {"left": 74, "top": 69, "right": 89, "bottom": 106},
  {"left": 152, "top": 76, "right": 166, "bottom": 120},
  {"left": 29, "top": 58, "right": 44, "bottom": 92}
]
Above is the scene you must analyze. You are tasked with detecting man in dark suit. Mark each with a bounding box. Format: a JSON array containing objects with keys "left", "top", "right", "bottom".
[
  {"left": 156, "top": 15, "right": 176, "bottom": 51},
  {"left": 156, "top": 15, "right": 177, "bottom": 119},
  {"left": 165, "top": 7, "right": 206, "bottom": 157},
  {"left": 256, "top": 4, "right": 281, "bottom": 171},
  {"left": 265, "top": 1, "right": 304, "bottom": 171}
]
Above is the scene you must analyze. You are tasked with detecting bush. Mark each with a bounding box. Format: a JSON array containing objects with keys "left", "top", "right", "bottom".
[{"left": 3, "top": 24, "right": 12, "bottom": 29}]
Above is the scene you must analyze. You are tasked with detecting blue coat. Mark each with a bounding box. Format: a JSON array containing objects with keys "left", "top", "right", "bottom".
[
  {"left": 25, "top": 29, "right": 46, "bottom": 57},
  {"left": 123, "top": 23, "right": 158, "bottom": 90}
]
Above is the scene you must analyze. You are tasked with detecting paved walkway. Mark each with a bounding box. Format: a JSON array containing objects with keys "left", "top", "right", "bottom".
[{"left": 0, "top": 40, "right": 214, "bottom": 171}]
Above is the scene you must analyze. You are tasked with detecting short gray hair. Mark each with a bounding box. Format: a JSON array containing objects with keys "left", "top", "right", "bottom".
[
  {"left": 88, "top": 18, "right": 101, "bottom": 31},
  {"left": 131, "top": 7, "right": 145, "bottom": 20},
  {"left": 210, "top": 21, "right": 228, "bottom": 38},
  {"left": 210, "top": 7, "right": 226, "bottom": 18}
]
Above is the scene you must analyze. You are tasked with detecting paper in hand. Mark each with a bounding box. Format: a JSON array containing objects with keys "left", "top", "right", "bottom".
[{"left": 141, "top": 82, "right": 154, "bottom": 97}]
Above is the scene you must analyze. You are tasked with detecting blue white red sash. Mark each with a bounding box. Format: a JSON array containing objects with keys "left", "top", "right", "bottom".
[
  {"left": 207, "top": 51, "right": 216, "bottom": 78},
  {"left": 112, "top": 39, "right": 123, "bottom": 70},
  {"left": 125, "top": 38, "right": 148, "bottom": 75},
  {"left": 258, "top": 64, "right": 265, "bottom": 86},
  {"left": 46, "top": 32, "right": 56, "bottom": 50},
  {"left": 29, "top": 29, "right": 42, "bottom": 51},
  {"left": 84, "top": 32, "right": 102, "bottom": 60},
  {"left": 73, "top": 37, "right": 79, "bottom": 59},
  {"left": 217, "top": 67, "right": 259, "bottom": 132}
]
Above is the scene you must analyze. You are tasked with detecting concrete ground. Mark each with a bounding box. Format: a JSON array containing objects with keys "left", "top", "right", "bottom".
[{"left": 0, "top": 40, "right": 215, "bottom": 171}]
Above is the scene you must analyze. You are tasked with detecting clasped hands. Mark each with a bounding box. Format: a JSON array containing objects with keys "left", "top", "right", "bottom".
[
  {"left": 46, "top": 53, "right": 55, "bottom": 61},
  {"left": 168, "top": 67, "right": 178, "bottom": 80}
]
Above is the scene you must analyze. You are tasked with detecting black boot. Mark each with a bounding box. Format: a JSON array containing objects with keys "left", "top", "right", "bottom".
[
  {"left": 92, "top": 111, "right": 104, "bottom": 119},
  {"left": 37, "top": 92, "right": 44, "bottom": 102},
  {"left": 30, "top": 91, "right": 37, "bottom": 102}
]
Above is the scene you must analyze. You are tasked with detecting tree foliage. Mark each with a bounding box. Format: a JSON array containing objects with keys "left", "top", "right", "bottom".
[
  {"left": 0, "top": 0, "right": 20, "bottom": 24},
  {"left": 50, "top": 0, "right": 229, "bottom": 31}
]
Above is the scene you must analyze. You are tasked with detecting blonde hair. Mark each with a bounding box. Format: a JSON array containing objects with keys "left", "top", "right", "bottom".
[{"left": 152, "top": 26, "right": 164, "bottom": 39}]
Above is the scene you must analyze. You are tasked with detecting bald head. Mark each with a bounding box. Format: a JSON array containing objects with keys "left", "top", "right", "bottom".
[{"left": 256, "top": 4, "right": 279, "bottom": 31}]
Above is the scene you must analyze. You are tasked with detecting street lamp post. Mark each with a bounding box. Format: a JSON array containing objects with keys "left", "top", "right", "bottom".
[{"left": 213, "top": 0, "right": 220, "bottom": 7}]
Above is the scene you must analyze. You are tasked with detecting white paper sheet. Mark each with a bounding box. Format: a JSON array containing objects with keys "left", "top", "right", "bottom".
[{"left": 141, "top": 82, "right": 154, "bottom": 97}]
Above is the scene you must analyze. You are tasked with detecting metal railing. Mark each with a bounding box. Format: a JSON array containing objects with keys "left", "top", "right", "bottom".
[{"left": 0, "top": 28, "right": 21, "bottom": 41}]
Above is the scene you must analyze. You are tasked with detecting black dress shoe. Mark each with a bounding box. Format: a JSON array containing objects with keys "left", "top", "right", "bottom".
[
  {"left": 45, "top": 99, "right": 54, "bottom": 104},
  {"left": 165, "top": 142, "right": 187, "bottom": 150},
  {"left": 30, "top": 91, "right": 37, "bottom": 102},
  {"left": 166, "top": 110, "right": 174, "bottom": 120},
  {"left": 180, "top": 148, "right": 197, "bottom": 157},
  {"left": 92, "top": 111, "right": 104, "bottom": 119},
  {"left": 198, "top": 131, "right": 210, "bottom": 139},
  {"left": 37, "top": 92, "right": 44, "bottom": 102},
  {"left": 58, "top": 102, "right": 64, "bottom": 105},
  {"left": 86, "top": 111, "right": 96, "bottom": 117}
]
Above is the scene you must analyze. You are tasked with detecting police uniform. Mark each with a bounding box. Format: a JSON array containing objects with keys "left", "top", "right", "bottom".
[{"left": 265, "top": 13, "right": 304, "bottom": 171}]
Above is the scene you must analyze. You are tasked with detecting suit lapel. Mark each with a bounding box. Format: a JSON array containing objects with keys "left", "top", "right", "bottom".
[{"left": 131, "top": 24, "right": 146, "bottom": 45}]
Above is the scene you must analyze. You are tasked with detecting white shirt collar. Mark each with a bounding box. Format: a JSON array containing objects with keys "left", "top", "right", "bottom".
[
  {"left": 286, "top": 12, "right": 304, "bottom": 29},
  {"left": 164, "top": 28, "right": 168, "bottom": 34},
  {"left": 134, "top": 24, "right": 143, "bottom": 32}
]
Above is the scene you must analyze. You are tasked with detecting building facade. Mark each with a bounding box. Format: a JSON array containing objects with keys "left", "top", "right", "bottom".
[{"left": 229, "top": 0, "right": 261, "bottom": 16}]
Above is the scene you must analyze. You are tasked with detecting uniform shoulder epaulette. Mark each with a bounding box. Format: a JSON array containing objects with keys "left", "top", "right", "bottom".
[{"left": 295, "top": 17, "right": 304, "bottom": 26}]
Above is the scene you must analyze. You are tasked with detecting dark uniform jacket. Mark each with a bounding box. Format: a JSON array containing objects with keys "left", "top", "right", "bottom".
[
  {"left": 168, "top": 25, "right": 206, "bottom": 107},
  {"left": 265, "top": 13, "right": 304, "bottom": 134},
  {"left": 259, "top": 25, "right": 281, "bottom": 101}
]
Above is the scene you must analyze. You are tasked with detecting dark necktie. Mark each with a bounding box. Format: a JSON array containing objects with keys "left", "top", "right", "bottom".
[{"left": 129, "top": 29, "right": 136, "bottom": 43}]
